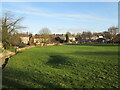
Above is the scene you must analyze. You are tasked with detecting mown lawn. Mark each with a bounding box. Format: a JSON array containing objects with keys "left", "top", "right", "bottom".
[{"left": 2, "top": 45, "right": 119, "bottom": 88}]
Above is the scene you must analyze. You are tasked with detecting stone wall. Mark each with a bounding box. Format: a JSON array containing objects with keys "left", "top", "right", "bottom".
[{"left": 16, "top": 45, "right": 35, "bottom": 52}]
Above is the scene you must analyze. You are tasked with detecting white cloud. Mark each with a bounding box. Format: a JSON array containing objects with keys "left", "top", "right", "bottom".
[
  {"left": 3, "top": 2, "right": 117, "bottom": 23},
  {"left": 4, "top": 7, "right": 117, "bottom": 23},
  {"left": 56, "top": 27, "right": 90, "bottom": 34},
  {"left": 68, "top": 27, "right": 88, "bottom": 32}
]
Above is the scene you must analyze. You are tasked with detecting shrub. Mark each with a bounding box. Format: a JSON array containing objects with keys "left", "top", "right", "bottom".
[
  {"left": 7, "top": 46, "right": 15, "bottom": 52},
  {"left": 18, "top": 43, "right": 27, "bottom": 48}
]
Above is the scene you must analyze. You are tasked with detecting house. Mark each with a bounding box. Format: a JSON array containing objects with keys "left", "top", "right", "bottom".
[
  {"left": 97, "top": 35, "right": 105, "bottom": 43},
  {"left": 91, "top": 36, "right": 98, "bottom": 40},
  {"left": 33, "top": 34, "right": 55, "bottom": 44},
  {"left": 69, "top": 36, "right": 76, "bottom": 41},
  {"left": 54, "top": 34, "right": 76, "bottom": 42},
  {"left": 18, "top": 33, "right": 30, "bottom": 44},
  {"left": 98, "top": 36, "right": 104, "bottom": 39},
  {"left": 54, "top": 34, "right": 66, "bottom": 40}
]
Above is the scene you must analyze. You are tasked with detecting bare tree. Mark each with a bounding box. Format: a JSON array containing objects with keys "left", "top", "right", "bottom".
[
  {"left": 38, "top": 27, "right": 52, "bottom": 43},
  {"left": 39, "top": 27, "right": 51, "bottom": 35},
  {"left": 1, "top": 11, "right": 26, "bottom": 49},
  {"left": 66, "top": 32, "right": 72, "bottom": 37},
  {"left": 9, "top": 33, "right": 21, "bottom": 46},
  {"left": 2, "top": 12, "right": 25, "bottom": 33},
  {"left": 108, "top": 26, "right": 119, "bottom": 43},
  {"left": 108, "top": 26, "right": 118, "bottom": 35}
]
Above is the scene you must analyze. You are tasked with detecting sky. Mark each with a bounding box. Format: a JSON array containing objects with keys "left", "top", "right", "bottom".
[{"left": 2, "top": 2, "right": 118, "bottom": 34}]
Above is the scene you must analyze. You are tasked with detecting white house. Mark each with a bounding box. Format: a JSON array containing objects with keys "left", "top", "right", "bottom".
[{"left": 69, "top": 36, "right": 76, "bottom": 41}]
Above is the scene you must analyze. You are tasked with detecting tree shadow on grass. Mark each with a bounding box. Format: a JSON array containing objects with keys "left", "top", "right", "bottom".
[
  {"left": 2, "top": 67, "right": 59, "bottom": 88},
  {"left": 46, "top": 55, "right": 73, "bottom": 68}
]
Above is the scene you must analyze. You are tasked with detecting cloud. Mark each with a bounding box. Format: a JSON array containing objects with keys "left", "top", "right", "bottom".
[
  {"left": 4, "top": 7, "right": 117, "bottom": 23},
  {"left": 56, "top": 27, "right": 90, "bottom": 34},
  {"left": 68, "top": 27, "right": 88, "bottom": 32},
  {"left": 3, "top": 3, "right": 117, "bottom": 23}
]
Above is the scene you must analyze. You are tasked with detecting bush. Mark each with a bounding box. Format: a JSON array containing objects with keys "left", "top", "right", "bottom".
[
  {"left": 7, "top": 46, "right": 15, "bottom": 52},
  {"left": 18, "top": 43, "right": 27, "bottom": 48}
]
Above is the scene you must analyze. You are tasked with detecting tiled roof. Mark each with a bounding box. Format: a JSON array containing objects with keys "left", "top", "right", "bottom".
[{"left": 18, "top": 34, "right": 29, "bottom": 37}]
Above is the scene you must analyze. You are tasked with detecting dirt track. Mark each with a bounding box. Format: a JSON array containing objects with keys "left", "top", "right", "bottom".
[{"left": 0, "top": 50, "right": 15, "bottom": 68}]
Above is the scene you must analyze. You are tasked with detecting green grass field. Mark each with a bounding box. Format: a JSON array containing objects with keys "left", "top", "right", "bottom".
[{"left": 2, "top": 45, "right": 119, "bottom": 88}]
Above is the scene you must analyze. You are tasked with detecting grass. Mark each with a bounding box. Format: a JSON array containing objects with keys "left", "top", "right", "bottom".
[
  {"left": 2, "top": 45, "right": 119, "bottom": 88},
  {"left": 7, "top": 47, "right": 15, "bottom": 52},
  {"left": 0, "top": 48, "right": 3, "bottom": 53},
  {"left": 68, "top": 43, "right": 120, "bottom": 46},
  {"left": 0, "top": 47, "right": 15, "bottom": 53}
]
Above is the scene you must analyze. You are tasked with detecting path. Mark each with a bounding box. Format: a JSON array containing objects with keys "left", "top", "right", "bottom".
[{"left": 0, "top": 50, "right": 16, "bottom": 68}]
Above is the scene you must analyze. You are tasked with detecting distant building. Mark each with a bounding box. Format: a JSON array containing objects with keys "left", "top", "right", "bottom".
[
  {"left": 98, "top": 36, "right": 103, "bottom": 39},
  {"left": 18, "top": 33, "right": 29, "bottom": 44},
  {"left": 103, "top": 31, "right": 112, "bottom": 42},
  {"left": 97, "top": 35, "right": 105, "bottom": 43},
  {"left": 33, "top": 34, "right": 55, "bottom": 44},
  {"left": 33, "top": 35, "right": 45, "bottom": 43},
  {"left": 91, "top": 36, "right": 98, "bottom": 40},
  {"left": 55, "top": 34, "right": 66, "bottom": 40},
  {"left": 69, "top": 36, "right": 76, "bottom": 41}
]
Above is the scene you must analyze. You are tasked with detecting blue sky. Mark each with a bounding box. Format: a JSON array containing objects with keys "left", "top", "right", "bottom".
[{"left": 2, "top": 2, "right": 118, "bottom": 34}]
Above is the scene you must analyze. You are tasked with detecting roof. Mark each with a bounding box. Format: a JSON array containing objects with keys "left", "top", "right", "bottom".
[
  {"left": 18, "top": 34, "right": 29, "bottom": 37},
  {"left": 34, "top": 34, "right": 55, "bottom": 38}
]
